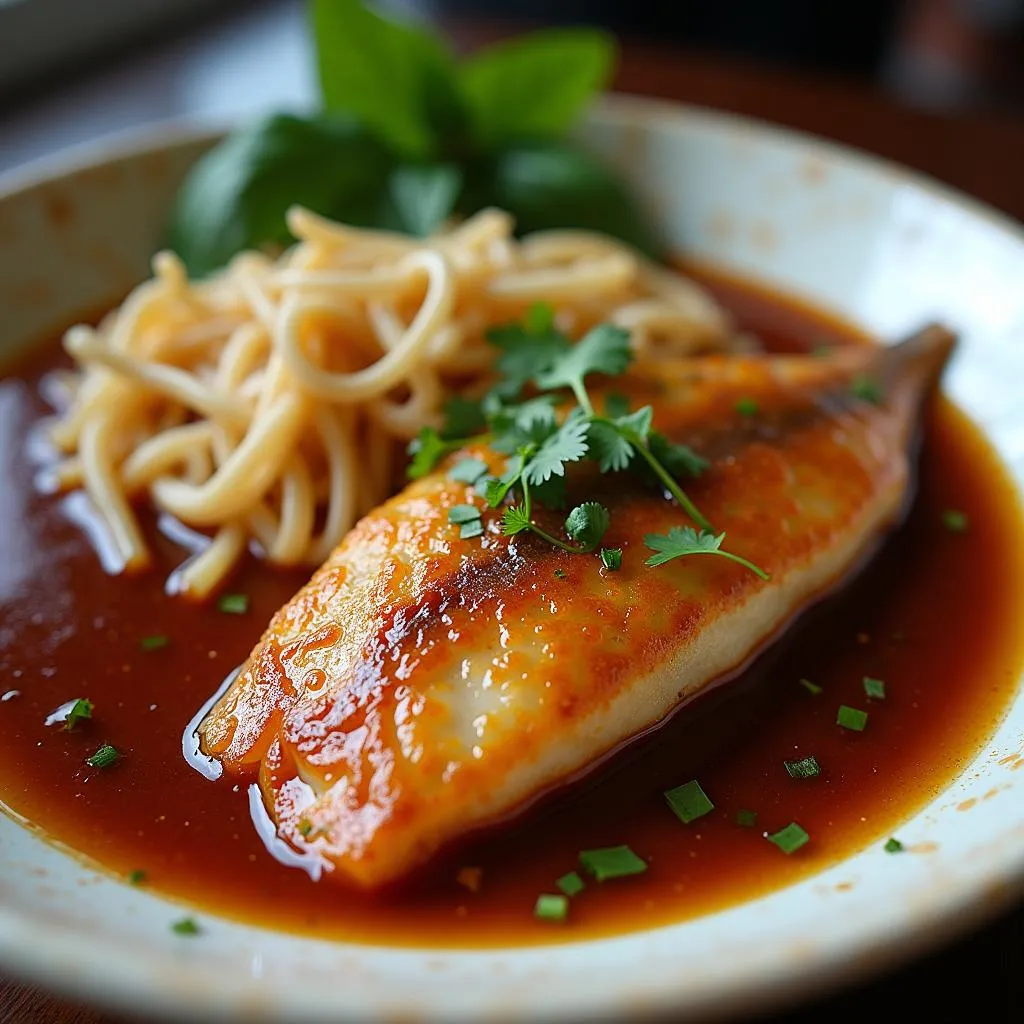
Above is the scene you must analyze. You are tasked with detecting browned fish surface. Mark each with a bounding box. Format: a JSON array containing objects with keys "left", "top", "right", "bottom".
[{"left": 199, "top": 327, "right": 954, "bottom": 889}]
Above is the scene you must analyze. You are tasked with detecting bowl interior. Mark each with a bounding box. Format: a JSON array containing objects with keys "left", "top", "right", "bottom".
[{"left": 0, "top": 96, "right": 1022, "bottom": 1023}]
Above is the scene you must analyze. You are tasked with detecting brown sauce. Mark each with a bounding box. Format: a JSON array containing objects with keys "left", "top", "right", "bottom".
[{"left": 1, "top": 265, "right": 1022, "bottom": 948}]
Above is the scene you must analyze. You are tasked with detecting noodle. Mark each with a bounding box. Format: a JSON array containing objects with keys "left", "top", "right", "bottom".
[{"left": 52, "top": 206, "right": 746, "bottom": 598}]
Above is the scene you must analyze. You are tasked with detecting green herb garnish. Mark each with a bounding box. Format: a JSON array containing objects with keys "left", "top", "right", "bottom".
[
  {"left": 735, "top": 397, "right": 759, "bottom": 417},
  {"left": 556, "top": 871, "right": 585, "bottom": 897},
  {"left": 644, "top": 527, "right": 769, "bottom": 579},
  {"left": 799, "top": 677, "right": 823, "bottom": 696},
  {"left": 664, "top": 779, "right": 714, "bottom": 824},
  {"left": 449, "top": 457, "right": 489, "bottom": 484},
  {"left": 460, "top": 519, "right": 484, "bottom": 539},
  {"left": 767, "top": 822, "right": 810, "bottom": 854},
  {"left": 837, "top": 705, "right": 869, "bottom": 732},
  {"left": 863, "top": 676, "right": 886, "bottom": 700},
  {"left": 600, "top": 547, "right": 622, "bottom": 571},
  {"left": 127, "top": 869, "right": 146, "bottom": 886},
  {"left": 942, "top": 509, "right": 969, "bottom": 533},
  {"left": 217, "top": 593, "right": 249, "bottom": 615},
  {"left": 579, "top": 845, "right": 647, "bottom": 881},
  {"left": 85, "top": 744, "right": 120, "bottom": 769},
  {"left": 169, "top": 5, "right": 657, "bottom": 276},
  {"left": 171, "top": 917, "right": 201, "bottom": 936},
  {"left": 735, "top": 809, "right": 758, "bottom": 828},
  {"left": 62, "top": 698, "right": 93, "bottom": 731},
  {"left": 140, "top": 635, "right": 170, "bottom": 652},
  {"left": 534, "top": 893, "right": 569, "bottom": 922},
  {"left": 784, "top": 755, "right": 821, "bottom": 780},
  {"left": 884, "top": 837, "right": 905, "bottom": 853},
  {"left": 447, "top": 504, "right": 481, "bottom": 525},
  {"left": 850, "top": 375, "right": 883, "bottom": 404}
]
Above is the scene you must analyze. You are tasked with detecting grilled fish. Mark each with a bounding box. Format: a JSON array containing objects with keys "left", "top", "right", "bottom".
[{"left": 199, "top": 326, "right": 954, "bottom": 888}]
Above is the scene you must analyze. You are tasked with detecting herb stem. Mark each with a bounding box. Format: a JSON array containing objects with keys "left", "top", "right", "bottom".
[
  {"left": 571, "top": 382, "right": 595, "bottom": 417},
  {"left": 688, "top": 547, "right": 770, "bottom": 580},
  {"left": 634, "top": 443, "right": 713, "bottom": 531},
  {"left": 527, "top": 520, "right": 588, "bottom": 554}
]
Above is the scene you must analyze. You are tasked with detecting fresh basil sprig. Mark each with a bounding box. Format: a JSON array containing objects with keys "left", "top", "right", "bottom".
[{"left": 168, "top": 0, "right": 662, "bottom": 276}]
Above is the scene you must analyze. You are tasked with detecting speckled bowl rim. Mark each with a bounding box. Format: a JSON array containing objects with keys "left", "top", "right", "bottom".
[{"left": 0, "top": 94, "right": 1021, "bottom": 1023}]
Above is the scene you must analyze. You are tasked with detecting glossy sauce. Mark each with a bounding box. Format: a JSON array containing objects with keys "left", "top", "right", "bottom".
[{"left": 1, "top": 267, "right": 1022, "bottom": 947}]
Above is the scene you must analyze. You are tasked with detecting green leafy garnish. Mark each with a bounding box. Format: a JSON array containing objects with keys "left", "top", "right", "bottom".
[
  {"left": 554, "top": 568, "right": 567, "bottom": 580},
  {"left": 62, "top": 698, "right": 93, "bottom": 731},
  {"left": 784, "top": 755, "right": 821, "bottom": 780},
  {"left": 217, "top": 593, "right": 249, "bottom": 615},
  {"left": 85, "top": 744, "right": 120, "bottom": 769},
  {"left": 533, "top": 893, "right": 569, "bottom": 922},
  {"left": 735, "top": 397, "right": 759, "bottom": 417},
  {"left": 799, "top": 677, "right": 823, "bottom": 696},
  {"left": 644, "top": 527, "right": 769, "bottom": 580},
  {"left": 171, "top": 917, "right": 201, "bottom": 936},
  {"left": 837, "top": 705, "right": 869, "bottom": 732},
  {"left": 664, "top": 779, "right": 714, "bottom": 824},
  {"left": 447, "top": 504, "right": 481, "bottom": 525},
  {"left": 140, "top": 635, "right": 169, "bottom": 652},
  {"left": 170, "top": 5, "right": 659, "bottom": 274},
  {"left": 850, "top": 375, "right": 883, "bottom": 404},
  {"left": 735, "top": 809, "right": 758, "bottom": 828},
  {"left": 579, "top": 845, "right": 647, "bottom": 882},
  {"left": 942, "top": 509, "right": 969, "bottom": 533},
  {"left": 460, "top": 519, "right": 484, "bottom": 540},
  {"left": 127, "top": 869, "right": 146, "bottom": 886},
  {"left": 767, "top": 822, "right": 810, "bottom": 854},
  {"left": 534, "top": 324, "right": 632, "bottom": 412},
  {"left": 441, "top": 397, "right": 487, "bottom": 438},
  {"left": 564, "top": 502, "right": 611, "bottom": 551},
  {"left": 556, "top": 871, "right": 586, "bottom": 897},
  {"left": 884, "top": 837, "right": 905, "bottom": 853},
  {"left": 449, "top": 457, "right": 489, "bottom": 484},
  {"left": 863, "top": 676, "right": 886, "bottom": 700},
  {"left": 600, "top": 547, "right": 622, "bottom": 571}
]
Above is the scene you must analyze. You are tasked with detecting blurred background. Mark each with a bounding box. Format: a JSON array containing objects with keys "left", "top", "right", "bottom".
[{"left": 0, "top": 0, "right": 1023, "bottom": 176}]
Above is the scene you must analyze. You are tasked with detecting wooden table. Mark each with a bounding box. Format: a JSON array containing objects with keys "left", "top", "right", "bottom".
[{"left": 1, "top": 3, "right": 1021, "bottom": 1021}]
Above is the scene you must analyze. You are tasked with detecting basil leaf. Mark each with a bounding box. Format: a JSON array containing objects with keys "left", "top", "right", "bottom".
[
  {"left": 167, "top": 113, "right": 391, "bottom": 276},
  {"left": 459, "top": 29, "right": 615, "bottom": 148},
  {"left": 311, "top": 0, "right": 462, "bottom": 158},
  {"left": 481, "top": 141, "right": 663, "bottom": 258},
  {"left": 388, "top": 163, "right": 463, "bottom": 237}
]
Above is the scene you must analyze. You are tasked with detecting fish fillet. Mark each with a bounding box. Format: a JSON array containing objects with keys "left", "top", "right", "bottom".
[{"left": 199, "top": 327, "right": 954, "bottom": 888}]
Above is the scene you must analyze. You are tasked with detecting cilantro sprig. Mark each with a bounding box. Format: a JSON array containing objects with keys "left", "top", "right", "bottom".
[{"left": 412, "top": 305, "right": 767, "bottom": 580}]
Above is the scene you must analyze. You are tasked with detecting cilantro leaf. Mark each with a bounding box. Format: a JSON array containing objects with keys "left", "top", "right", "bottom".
[
  {"left": 525, "top": 302, "right": 555, "bottom": 333},
  {"left": 486, "top": 321, "right": 569, "bottom": 398},
  {"left": 648, "top": 432, "right": 709, "bottom": 478},
  {"left": 522, "top": 414, "right": 589, "bottom": 485},
  {"left": 502, "top": 505, "right": 533, "bottom": 536},
  {"left": 586, "top": 419, "right": 634, "bottom": 472},
  {"left": 449, "top": 457, "right": 489, "bottom": 484},
  {"left": 407, "top": 427, "right": 450, "bottom": 479},
  {"left": 442, "top": 396, "right": 486, "bottom": 438},
  {"left": 485, "top": 457, "right": 526, "bottom": 508},
  {"left": 644, "top": 527, "right": 769, "bottom": 579},
  {"left": 534, "top": 324, "right": 632, "bottom": 405},
  {"left": 600, "top": 547, "right": 622, "bottom": 570},
  {"left": 62, "top": 698, "right": 94, "bottom": 731},
  {"left": 614, "top": 405, "right": 653, "bottom": 443},
  {"left": 564, "top": 502, "right": 610, "bottom": 551},
  {"left": 603, "top": 392, "right": 630, "bottom": 418}
]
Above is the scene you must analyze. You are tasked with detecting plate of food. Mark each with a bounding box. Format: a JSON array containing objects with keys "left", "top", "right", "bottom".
[{"left": 0, "top": 3, "right": 1022, "bottom": 1021}]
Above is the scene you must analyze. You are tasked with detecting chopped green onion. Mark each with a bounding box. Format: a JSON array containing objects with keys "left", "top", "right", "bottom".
[
  {"left": 127, "top": 869, "right": 146, "bottom": 886},
  {"left": 850, "top": 375, "right": 883, "bottom": 404},
  {"left": 837, "top": 705, "right": 869, "bottom": 732},
  {"left": 85, "top": 744, "right": 120, "bottom": 769},
  {"left": 62, "top": 698, "right": 94, "bottom": 731},
  {"left": 171, "top": 917, "right": 200, "bottom": 936},
  {"left": 533, "top": 894, "right": 568, "bottom": 922},
  {"left": 664, "top": 779, "right": 714, "bottom": 824},
  {"left": 449, "top": 457, "right": 489, "bottom": 484},
  {"left": 579, "top": 845, "right": 647, "bottom": 882},
  {"left": 140, "top": 635, "right": 170, "bottom": 652},
  {"left": 554, "top": 568, "right": 567, "bottom": 579},
  {"left": 735, "top": 809, "right": 758, "bottom": 828},
  {"left": 735, "top": 397, "right": 759, "bottom": 417},
  {"left": 785, "top": 755, "right": 821, "bottom": 779},
  {"left": 942, "top": 509, "right": 969, "bottom": 533},
  {"left": 556, "top": 871, "right": 585, "bottom": 897},
  {"left": 863, "top": 676, "right": 886, "bottom": 700},
  {"left": 217, "top": 593, "right": 249, "bottom": 615},
  {"left": 799, "top": 677, "right": 822, "bottom": 696},
  {"left": 459, "top": 519, "right": 484, "bottom": 539},
  {"left": 767, "top": 822, "right": 810, "bottom": 854},
  {"left": 600, "top": 547, "right": 623, "bottom": 571},
  {"left": 447, "top": 503, "right": 481, "bottom": 525},
  {"left": 884, "top": 837, "right": 905, "bottom": 853}
]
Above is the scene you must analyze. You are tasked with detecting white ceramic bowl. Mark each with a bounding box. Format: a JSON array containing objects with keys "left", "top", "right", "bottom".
[{"left": 1, "top": 95, "right": 1022, "bottom": 1022}]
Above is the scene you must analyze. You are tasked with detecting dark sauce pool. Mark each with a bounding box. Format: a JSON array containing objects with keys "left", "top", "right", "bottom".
[{"left": 0, "top": 265, "right": 1022, "bottom": 947}]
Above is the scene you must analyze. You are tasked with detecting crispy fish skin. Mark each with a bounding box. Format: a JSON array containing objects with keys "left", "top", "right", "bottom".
[{"left": 199, "top": 327, "right": 954, "bottom": 888}]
